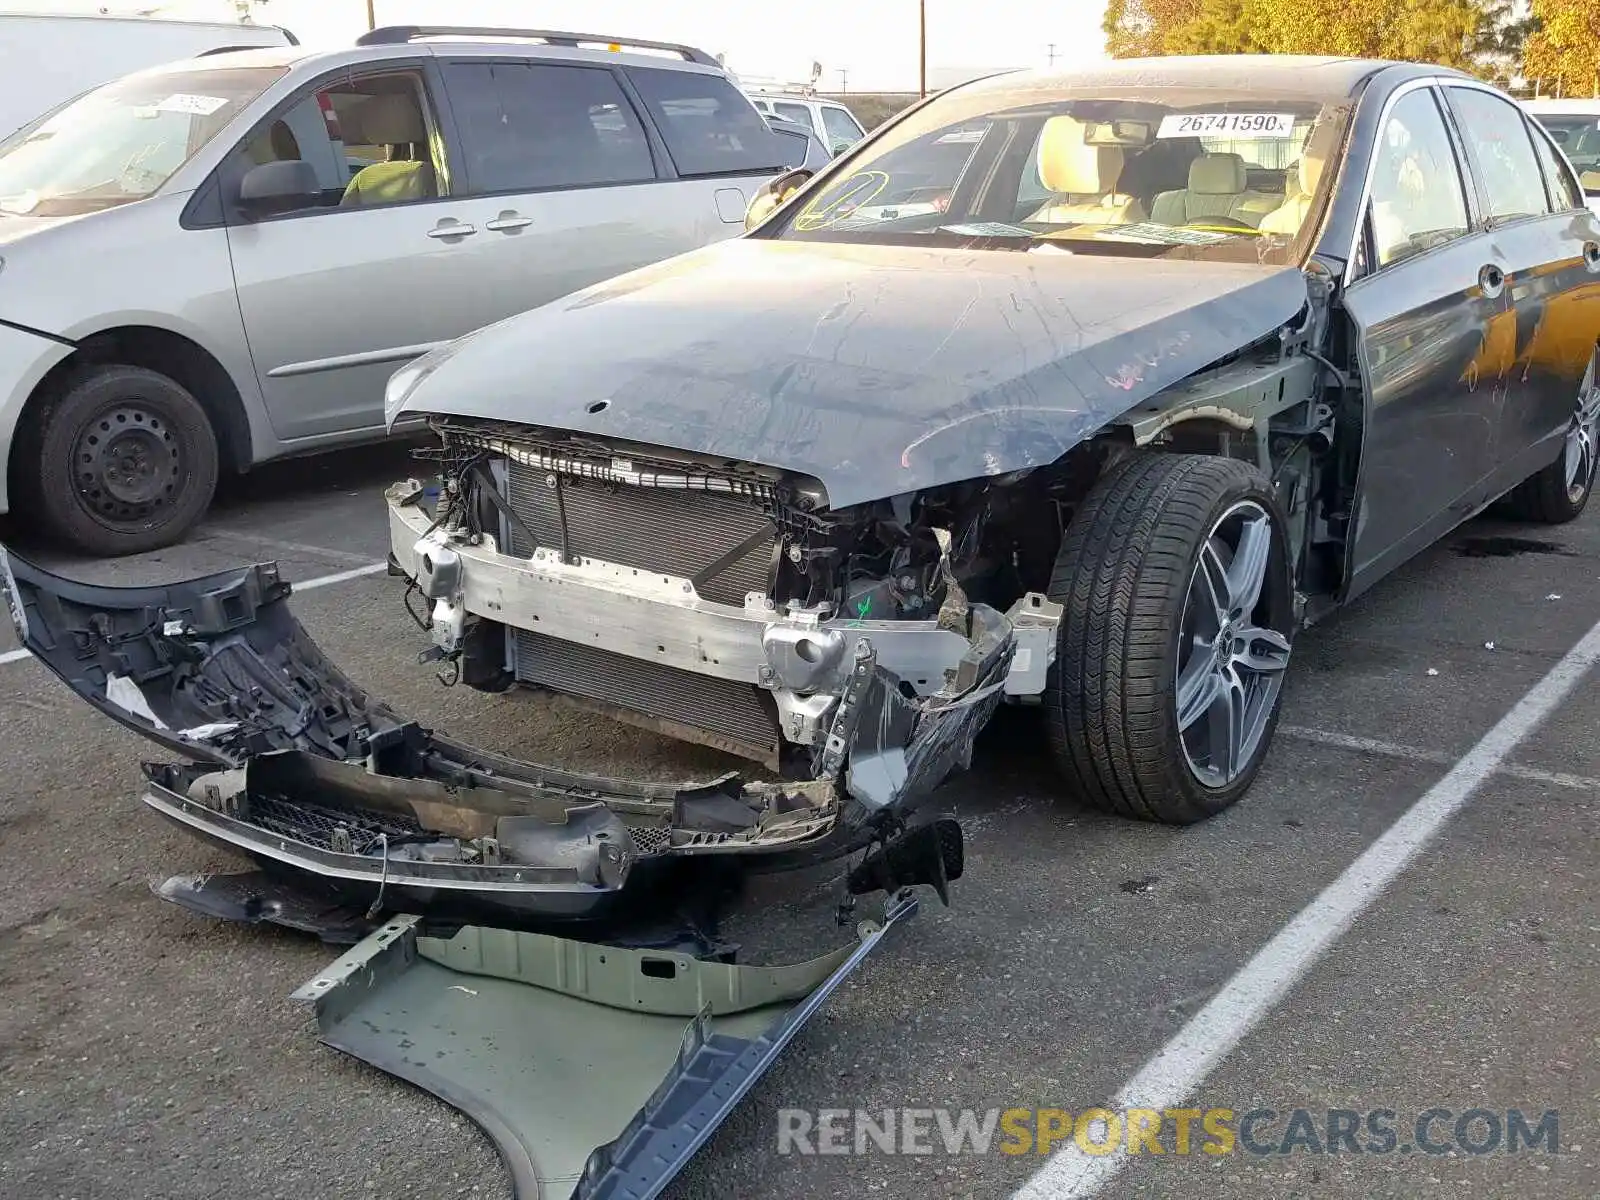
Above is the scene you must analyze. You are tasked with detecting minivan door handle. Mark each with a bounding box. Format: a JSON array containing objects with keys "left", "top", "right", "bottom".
[
  {"left": 485, "top": 212, "right": 534, "bottom": 233},
  {"left": 1479, "top": 263, "right": 1505, "bottom": 299},
  {"left": 427, "top": 219, "right": 477, "bottom": 240}
]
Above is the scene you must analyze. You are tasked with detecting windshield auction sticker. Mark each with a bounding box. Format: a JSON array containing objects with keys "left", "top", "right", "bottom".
[
  {"left": 155, "top": 94, "right": 230, "bottom": 117},
  {"left": 794, "top": 171, "right": 889, "bottom": 230},
  {"left": 1157, "top": 112, "right": 1295, "bottom": 138}
]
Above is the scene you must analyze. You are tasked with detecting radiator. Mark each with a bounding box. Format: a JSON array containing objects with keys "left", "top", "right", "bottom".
[
  {"left": 512, "top": 631, "right": 781, "bottom": 764},
  {"left": 502, "top": 461, "right": 775, "bottom": 608}
]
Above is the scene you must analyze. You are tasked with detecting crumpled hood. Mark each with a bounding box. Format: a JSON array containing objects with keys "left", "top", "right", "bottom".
[{"left": 400, "top": 238, "right": 1309, "bottom": 508}]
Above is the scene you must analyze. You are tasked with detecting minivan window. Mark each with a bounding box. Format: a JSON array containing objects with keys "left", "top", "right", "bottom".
[
  {"left": 821, "top": 105, "right": 865, "bottom": 146},
  {"left": 441, "top": 61, "right": 655, "bottom": 193},
  {"left": 626, "top": 67, "right": 786, "bottom": 176},
  {"left": 0, "top": 66, "right": 284, "bottom": 216}
]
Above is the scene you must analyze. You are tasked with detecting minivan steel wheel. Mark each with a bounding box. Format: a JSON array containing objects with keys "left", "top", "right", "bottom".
[
  {"left": 28, "top": 365, "right": 218, "bottom": 557},
  {"left": 1043, "top": 453, "right": 1294, "bottom": 824},
  {"left": 1505, "top": 350, "right": 1600, "bottom": 524}
]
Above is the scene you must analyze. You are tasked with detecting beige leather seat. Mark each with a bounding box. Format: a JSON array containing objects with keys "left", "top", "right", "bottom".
[
  {"left": 1150, "top": 153, "right": 1276, "bottom": 227},
  {"left": 339, "top": 93, "right": 437, "bottom": 207},
  {"left": 1028, "top": 116, "right": 1146, "bottom": 226},
  {"left": 1259, "top": 126, "right": 1336, "bottom": 236}
]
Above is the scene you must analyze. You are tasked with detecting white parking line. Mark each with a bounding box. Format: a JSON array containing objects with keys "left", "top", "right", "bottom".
[
  {"left": 1280, "top": 724, "right": 1600, "bottom": 791},
  {"left": 1014, "top": 614, "right": 1600, "bottom": 1200},
  {"left": 0, "top": 561, "right": 387, "bottom": 668}
]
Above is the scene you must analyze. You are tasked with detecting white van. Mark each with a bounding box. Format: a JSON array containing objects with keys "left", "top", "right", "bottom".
[{"left": 0, "top": 11, "right": 296, "bottom": 139}]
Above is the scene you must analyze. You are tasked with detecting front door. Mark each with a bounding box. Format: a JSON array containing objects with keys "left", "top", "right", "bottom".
[
  {"left": 1343, "top": 85, "right": 1504, "bottom": 594},
  {"left": 223, "top": 62, "right": 498, "bottom": 441}
]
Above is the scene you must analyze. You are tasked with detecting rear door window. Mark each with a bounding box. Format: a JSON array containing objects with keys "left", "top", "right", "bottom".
[
  {"left": 1445, "top": 87, "right": 1552, "bottom": 222},
  {"left": 1528, "top": 122, "right": 1585, "bottom": 211},
  {"left": 626, "top": 66, "right": 784, "bottom": 176},
  {"left": 440, "top": 60, "right": 656, "bottom": 193}
]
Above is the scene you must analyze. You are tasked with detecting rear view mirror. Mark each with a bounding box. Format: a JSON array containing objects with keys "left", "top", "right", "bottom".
[
  {"left": 238, "top": 160, "right": 320, "bottom": 217},
  {"left": 745, "top": 167, "right": 814, "bottom": 232}
]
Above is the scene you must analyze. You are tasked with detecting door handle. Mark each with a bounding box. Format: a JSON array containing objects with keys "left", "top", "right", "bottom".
[
  {"left": 426, "top": 220, "right": 476, "bottom": 240},
  {"left": 485, "top": 213, "right": 534, "bottom": 233},
  {"left": 1479, "top": 263, "right": 1505, "bottom": 299}
]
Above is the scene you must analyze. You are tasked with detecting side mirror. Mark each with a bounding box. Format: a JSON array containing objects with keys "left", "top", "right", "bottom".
[
  {"left": 745, "top": 167, "right": 814, "bottom": 232},
  {"left": 238, "top": 159, "right": 321, "bottom": 218}
]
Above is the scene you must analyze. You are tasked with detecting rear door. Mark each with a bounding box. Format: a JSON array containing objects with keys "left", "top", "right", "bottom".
[
  {"left": 223, "top": 60, "right": 487, "bottom": 440},
  {"left": 1343, "top": 84, "right": 1503, "bottom": 593},
  {"left": 1441, "top": 84, "right": 1600, "bottom": 490}
]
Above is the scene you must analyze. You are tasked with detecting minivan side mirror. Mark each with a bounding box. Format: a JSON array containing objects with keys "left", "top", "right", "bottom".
[
  {"left": 238, "top": 160, "right": 321, "bottom": 217},
  {"left": 745, "top": 168, "right": 814, "bottom": 232}
]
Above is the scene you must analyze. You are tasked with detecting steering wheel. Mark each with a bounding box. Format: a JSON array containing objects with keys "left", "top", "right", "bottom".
[{"left": 1183, "top": 216, "right": 1258, "bottom": 234}]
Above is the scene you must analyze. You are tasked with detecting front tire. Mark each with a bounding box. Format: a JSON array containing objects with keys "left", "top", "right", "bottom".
[
  {"left": 26, "top": 365, "right": 219, "bottom": 557},
  {"left": 1043, "top": 453, "right": 1295, "bottom": 824}
]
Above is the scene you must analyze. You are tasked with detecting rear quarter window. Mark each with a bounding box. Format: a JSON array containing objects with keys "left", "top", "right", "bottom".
[{"left": 626, "top": 66, "right": 783, "bottom": 176}]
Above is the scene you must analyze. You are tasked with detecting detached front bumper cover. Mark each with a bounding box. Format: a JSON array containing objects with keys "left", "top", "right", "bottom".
[{"left": 0, "top": 542, "right": 996, "bottom": 924}]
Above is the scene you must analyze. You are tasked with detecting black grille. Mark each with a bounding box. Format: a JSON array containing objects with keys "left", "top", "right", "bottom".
[
  {"left": 513, "top": 631, "right": 780, "bottom": 762},
  {"left": 250, "top": 795, "right": 422, "bottom": 853},
  {"left": 502, "top": 462, "right": 775, "bottom": 607}
]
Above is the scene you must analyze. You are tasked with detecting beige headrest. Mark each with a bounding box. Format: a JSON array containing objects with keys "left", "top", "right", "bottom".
[
  {"left": 1037, "top": 116, "right": 1125, "bottom": 196},
  {"left": 340, "top": 93, "right": 426, "bottom": 146},
  {"left": 1189, "top": 153, "right": 1246, "bottom": 195},
  {"left": 1297, "top": 119, "right": 1340, "bottom": 197}
]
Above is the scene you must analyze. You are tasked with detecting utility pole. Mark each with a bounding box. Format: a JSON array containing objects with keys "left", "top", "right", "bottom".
[
  {"left": 838, "top": 67, "right": 848, "bottom": 93},
  {"left": 919, "top": 0, "right": 927, "bottom": 98},
  {"left": 1047, "top": 43, "right": 1057, "bottom": 68},
  {"left": 365, "top": 0, "right": 376, "bottom": 31}
]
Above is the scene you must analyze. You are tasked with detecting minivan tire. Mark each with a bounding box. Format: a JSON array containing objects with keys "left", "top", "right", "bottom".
[
  {"left": 1042, "top": 453, "right": 1295, "bottom": 824},
  {"left": 26, "top": 365, "right": 219, "bottom": 557}
]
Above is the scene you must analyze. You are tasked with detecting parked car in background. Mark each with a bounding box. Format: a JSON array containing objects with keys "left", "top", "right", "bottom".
[
  {"left": 1522, "top": 98, "right": 1600, "bottom": 213},
  {"left": 0, "top": 25, "right": 791, "bottom": 556},
  {"left": 0, "top": 11, "right": 296, "bottom": 140},
  {"left": 748, "top": 92, "right": 866, "bottom": 153},
  {"left": 763, "top": 112, "right": 833, "bottom": 171}
]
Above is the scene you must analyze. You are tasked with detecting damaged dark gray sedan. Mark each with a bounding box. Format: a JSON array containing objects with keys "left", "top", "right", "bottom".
[{"left": 10, "top": 55, "right": 1600, "bottom": 926}]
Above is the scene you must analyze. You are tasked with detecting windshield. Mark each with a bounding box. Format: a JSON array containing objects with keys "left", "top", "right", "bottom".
[
  {"left": 1529, "top": 114, "right": 1600, "bottom": 178},
  {"left": 0, "top": 67, "right": 284, "bottom": 217},
  {"left": 772, "top": 84, "right": 1350, "bottom": 264}
]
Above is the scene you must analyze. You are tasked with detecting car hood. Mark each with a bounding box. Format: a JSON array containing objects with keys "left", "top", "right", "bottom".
[
  {"left": 0, "top": 210, "right": 88, "bottom": 248},
  {"left": 398, "top": 237, "right": 1310, "bottom": 508}
]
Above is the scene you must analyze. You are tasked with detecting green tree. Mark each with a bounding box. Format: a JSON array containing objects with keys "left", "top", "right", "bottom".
[
  {"left": 1104, "top": 0, "right": 1494, "bottom": 72},
  {"left": 1523, "top": 0, "right": 1600, "bottom": 96}
]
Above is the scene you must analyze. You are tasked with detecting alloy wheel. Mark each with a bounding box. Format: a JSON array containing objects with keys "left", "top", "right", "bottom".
[
  {"left": 1565, "top": 353, "right": 1600, "bottom": 504},
  {"left": 1174, "top": 499, "right": 1292, "bottom": 789}
]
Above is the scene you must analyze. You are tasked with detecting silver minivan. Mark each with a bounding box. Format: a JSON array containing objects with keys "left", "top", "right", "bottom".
[{"left": 0, "top": 26, "right": 789, "bottom": 554}]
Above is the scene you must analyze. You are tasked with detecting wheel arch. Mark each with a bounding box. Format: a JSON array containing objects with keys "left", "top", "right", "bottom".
[{"left": 10, "top": 325, "right": 253, "bottom": 491}]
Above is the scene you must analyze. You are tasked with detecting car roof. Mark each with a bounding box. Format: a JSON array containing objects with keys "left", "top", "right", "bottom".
[
  {"left": 964, "top": 54, "right": 1451, "bottom": 102},
  {"left": 123, "top": 36, "right": 731, "bottom": 82}
]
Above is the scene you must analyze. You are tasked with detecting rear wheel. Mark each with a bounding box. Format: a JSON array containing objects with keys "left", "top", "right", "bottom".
[
  {"left": 26, "top": 364, "right": 219, "bottom": 557},
  {"left": 1503, "top": 351, "right": 1599, "bottom": 524},
  {"left": 1042, "top": 453, "right": 1295, "bottom": 823}
]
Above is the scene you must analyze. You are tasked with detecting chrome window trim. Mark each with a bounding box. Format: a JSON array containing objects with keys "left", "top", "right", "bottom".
[{"left": 1340, "top": 73, "right": 1485, "bottom": 284}]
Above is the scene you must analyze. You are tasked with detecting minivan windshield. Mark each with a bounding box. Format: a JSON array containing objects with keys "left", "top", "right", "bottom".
[
  {"left": 0, "top": 66, "right": 284, "bottom": 217},
  {"left": 771, "top": 83, "right": 1350, "bottom": 265}
]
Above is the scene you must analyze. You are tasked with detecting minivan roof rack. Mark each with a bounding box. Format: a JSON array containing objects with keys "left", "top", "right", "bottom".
[{"left": 355, "top": 26, "right": 721, "bottom": 67}]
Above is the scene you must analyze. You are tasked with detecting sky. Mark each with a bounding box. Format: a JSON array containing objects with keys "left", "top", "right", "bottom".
[{"left": 19, "top": 0, "right": 1112, "bottom": 93}]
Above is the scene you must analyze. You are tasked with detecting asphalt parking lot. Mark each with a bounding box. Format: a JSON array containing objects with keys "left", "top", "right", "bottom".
[{"left": 0, "top": 443, "right": 1595, "bottom": 1200}]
